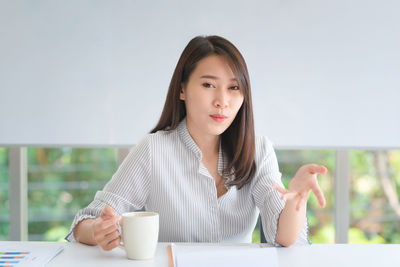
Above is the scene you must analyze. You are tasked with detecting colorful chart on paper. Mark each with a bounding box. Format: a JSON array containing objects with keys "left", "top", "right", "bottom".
[{"left": 0, "top": 252, "right": 29, "bottom": 267}]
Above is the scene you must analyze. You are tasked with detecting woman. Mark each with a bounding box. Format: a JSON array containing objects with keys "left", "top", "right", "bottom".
[{"left": 66, "top": 35, "right": 327, "bottom": 250}]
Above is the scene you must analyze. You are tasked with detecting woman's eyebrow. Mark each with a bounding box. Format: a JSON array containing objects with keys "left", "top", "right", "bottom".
[{"left": 200, "top": 75, "right": 237, "bottom": 81}]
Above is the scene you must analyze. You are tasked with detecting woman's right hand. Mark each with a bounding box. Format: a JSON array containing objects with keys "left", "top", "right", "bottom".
[{"left": 92, "top": 205, "right": 121, "bottom": 251}]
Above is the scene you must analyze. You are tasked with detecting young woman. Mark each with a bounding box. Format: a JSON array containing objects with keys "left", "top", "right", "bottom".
[{"left": 66, "top": 35, "right": 327, "bottom": 250}]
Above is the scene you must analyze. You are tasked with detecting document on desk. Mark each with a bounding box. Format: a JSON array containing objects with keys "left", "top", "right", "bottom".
[
  {"left": 0, "top": 243, "right": 64, "bottom": 267},
  {"left": 168, "top": 243, "right": 278, "bottom": 267}
]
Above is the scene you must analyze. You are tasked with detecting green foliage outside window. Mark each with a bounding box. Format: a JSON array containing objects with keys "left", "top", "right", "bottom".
[
  {"left": 349, "top": 150, "right": 400, "bottom": 244},
  {"left": 0, "top": 148, "right": 399, "bottom": 243},
  {"left": 0, "top": 148, "right": 9, "bottom": 240},
  {"left": 27, "top": 147, "right": 118, "bottom": 241}
]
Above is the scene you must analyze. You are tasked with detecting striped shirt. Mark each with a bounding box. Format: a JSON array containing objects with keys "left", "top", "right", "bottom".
[{"left": 66, "top": 118, "right": 309, "bottom": 245}]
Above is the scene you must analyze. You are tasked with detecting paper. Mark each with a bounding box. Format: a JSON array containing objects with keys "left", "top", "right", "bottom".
[
  {"left": 0, "top": 243, "right": 64, "bottom": 267},
  {"left": 169, "top": 243, "right": 278, "bottom": 267}
]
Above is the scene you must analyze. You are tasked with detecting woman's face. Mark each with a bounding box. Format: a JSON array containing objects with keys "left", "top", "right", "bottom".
[{"left": 180, "top": 55, "right": 244, "bottom": 139}]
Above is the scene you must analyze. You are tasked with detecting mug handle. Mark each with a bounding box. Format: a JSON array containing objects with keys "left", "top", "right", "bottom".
[{"left": 118, "top": 218, "right": 125, "bottom": 250}]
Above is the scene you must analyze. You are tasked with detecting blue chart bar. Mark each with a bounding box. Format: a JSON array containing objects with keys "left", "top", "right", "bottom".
[{"left": 0, "top": 252, "right": 29, "bottom": 255}]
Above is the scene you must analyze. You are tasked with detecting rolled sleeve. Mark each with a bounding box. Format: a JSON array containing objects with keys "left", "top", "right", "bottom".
[{"left": 251, "top": 136, "right": 309, "bottom": 246}]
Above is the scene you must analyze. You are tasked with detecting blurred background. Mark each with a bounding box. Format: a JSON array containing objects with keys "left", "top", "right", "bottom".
[
  {"left": 1, "top": 0, "right": 399, "bottom": 244},
  {"left": 1, "top": 147, "right": 399, "bottom": 243}
]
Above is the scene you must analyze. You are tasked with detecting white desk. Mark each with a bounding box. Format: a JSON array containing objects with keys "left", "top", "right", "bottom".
[{"left": 1, "top": 241, "right": 399, "bottom": 267}]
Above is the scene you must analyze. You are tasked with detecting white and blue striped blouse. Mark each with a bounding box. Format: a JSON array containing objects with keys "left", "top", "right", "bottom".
[{"left": 66, "top": 118, "right": 309, "bottom": 245}]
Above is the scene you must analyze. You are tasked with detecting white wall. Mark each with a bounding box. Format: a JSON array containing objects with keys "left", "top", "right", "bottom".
[{"left": 0, "top": 0, "right": 399, "bottom": 148}]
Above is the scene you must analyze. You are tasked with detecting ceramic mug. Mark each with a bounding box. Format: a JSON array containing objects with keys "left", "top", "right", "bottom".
[{"left": 119, "top": 211, "right": 159, "bottom": 260}]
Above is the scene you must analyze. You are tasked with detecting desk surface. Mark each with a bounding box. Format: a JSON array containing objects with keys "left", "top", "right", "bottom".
[{"left": 1, "top": 241, "right": 399, "bottom": 267}]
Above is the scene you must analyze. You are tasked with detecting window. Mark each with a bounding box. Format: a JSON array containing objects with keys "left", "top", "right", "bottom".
[
  {"left": 349, "top": 150, "right": 400, "bottom": 244},
  {"left": 27, "top": 148, "right": 118, "bottom": 241},
  {"left": 0, "top": 148, "right": 9, "bottom": 240},
  {"left": 4, "top": 147, "right": 399, "bottom": 243}
]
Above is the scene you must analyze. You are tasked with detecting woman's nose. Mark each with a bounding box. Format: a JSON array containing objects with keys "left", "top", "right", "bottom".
[{"left": 213, "top": 89, "right": 228, "bottom": 109}]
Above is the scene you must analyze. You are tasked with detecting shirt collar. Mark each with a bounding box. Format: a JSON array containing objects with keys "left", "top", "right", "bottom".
[
  {"left": 177, "top": 118, "right": 232, "bottom": 181},
  {"left": 177, "top": 118, "right": 202, "bottom": 159}
]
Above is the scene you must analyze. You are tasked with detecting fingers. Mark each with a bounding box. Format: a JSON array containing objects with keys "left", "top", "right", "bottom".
[
  {"left": 272, "top": 184, "right": 288, "bottom": 194},
  {"left": 101, "top": 205, "right": 116, "bottom": 219},
  {"left": 275, "top": 171, "right": 327, "bottom": 211},
  {"left": 306, "top": 164, "right": 328, "bottom": 175},
  {"left": 273, "top": 184, "right": 294, "bottom": 201},
  {"left": 95, "top": 215, "right": 119, "bottom": 229},
  {"left": 280, "top": 191, "right": 298, "bottom": 201},
  {"left": 98, "top": 221, "right": 120, "bottom": 236},
  {"left": 93, "top": 210, "right": 121, "bottom": 251},
  {"left": 273, "top": 184, "right": 303, "bottom": 201},
  {"left": 93, "top": 225, "right": 118, "bottom": 245},
  {"left": 309, "top": 165, "right": 327, "bottom": 207},
  {"left": 98, "top": 230, "right": 121, "bottom": 251},
  {"left": 311, "top": 182, "right": 326, "bottom": 207},
  {"left": 103, "top": 236, "right": 121, "bottom": 251}
]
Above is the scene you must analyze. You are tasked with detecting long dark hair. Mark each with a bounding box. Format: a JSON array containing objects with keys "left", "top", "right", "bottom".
[{"left": 151, "top": 35, "right": 256, "bottom": 189}]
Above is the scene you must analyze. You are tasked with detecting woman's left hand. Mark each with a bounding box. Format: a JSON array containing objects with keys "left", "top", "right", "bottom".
[{"left": 273, "top": 164, "right": 328, "bottom": 211}]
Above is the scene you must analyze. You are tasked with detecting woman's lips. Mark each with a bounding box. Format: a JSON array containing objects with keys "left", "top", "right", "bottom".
[{"left": 210, "top": 114, "right": 227, "bottom": 122}]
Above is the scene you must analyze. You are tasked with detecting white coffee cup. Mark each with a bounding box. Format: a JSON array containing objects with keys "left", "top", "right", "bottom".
[{"left": 119, "top": 211, "right": 159, "bottom": 260}]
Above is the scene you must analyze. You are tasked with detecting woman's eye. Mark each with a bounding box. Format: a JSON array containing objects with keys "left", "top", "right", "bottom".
[
  {"left": 230, "top": 86, "right": 240, "bottom": 90},
  {"left": 202, "top": 83, "right": 213, "bottom": 88}
]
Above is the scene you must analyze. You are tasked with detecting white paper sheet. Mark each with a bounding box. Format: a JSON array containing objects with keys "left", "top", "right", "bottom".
[
  {"left": 170, "top": 243, "right": 278, "bottom": 267},
  {"left": 0, "top": 243, "right": 64, "bottom": 267}
]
